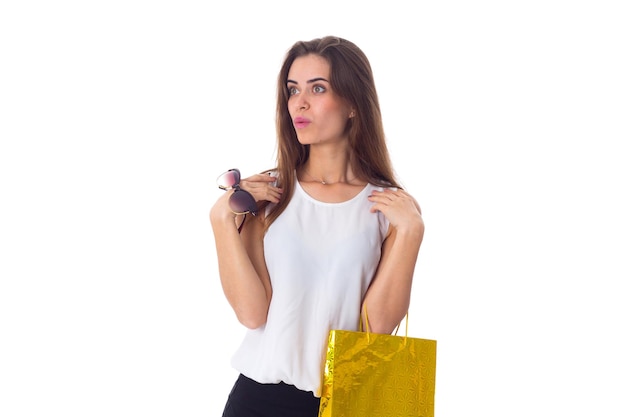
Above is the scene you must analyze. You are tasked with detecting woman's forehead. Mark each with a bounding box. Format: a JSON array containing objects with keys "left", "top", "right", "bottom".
[{"left": 287, "top": 55, "right": 330, "bottom": 82}]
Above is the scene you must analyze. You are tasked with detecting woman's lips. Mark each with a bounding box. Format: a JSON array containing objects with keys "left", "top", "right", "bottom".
[{"left": 294, "top": 117, "right": 311, "bottom": 129}]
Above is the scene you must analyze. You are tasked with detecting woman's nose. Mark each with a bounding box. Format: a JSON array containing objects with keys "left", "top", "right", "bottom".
[{"left": 293, "top": 92, "right": 309, "bottom": 110}]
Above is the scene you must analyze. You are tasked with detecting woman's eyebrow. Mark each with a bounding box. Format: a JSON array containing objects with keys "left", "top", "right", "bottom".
[{"left": 286, "top": 77, "right": 329, "bottom": 84}]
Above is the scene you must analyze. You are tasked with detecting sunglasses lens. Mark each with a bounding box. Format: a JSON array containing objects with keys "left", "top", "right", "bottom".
[
  {"left": 229, "top": 190, "right": 258, "bottom": 216},
  {"left": 217, "top": 169, "right": 241, "bottom": 189}
]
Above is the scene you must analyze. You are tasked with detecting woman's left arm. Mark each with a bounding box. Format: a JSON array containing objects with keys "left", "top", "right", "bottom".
[{"left": 362, "top": 188, "right": 425, "bottom": 334}]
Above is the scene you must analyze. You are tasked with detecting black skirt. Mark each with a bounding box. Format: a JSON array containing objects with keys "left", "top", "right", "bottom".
[{"left": 222, "top": 374, "right": 320, "bottom": 417}]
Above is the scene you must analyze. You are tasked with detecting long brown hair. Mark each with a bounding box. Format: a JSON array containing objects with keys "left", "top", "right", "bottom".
[{"left": 265, "top": 36, "right": 400, "bottom": 230}]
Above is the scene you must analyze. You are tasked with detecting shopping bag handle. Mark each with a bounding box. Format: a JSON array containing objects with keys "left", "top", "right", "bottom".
[{"left": 361, "top": 304, "right": 409, "bottom": 345}]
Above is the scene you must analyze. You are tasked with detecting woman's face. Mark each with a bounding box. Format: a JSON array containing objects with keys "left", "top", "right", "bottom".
[{"left": 286, "top": 54, "right": 353, "bottom": 146}]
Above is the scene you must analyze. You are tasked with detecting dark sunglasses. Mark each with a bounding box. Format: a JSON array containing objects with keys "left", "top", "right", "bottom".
[{"left": 217, "top": 168, "right": 258, "bottom": 232}]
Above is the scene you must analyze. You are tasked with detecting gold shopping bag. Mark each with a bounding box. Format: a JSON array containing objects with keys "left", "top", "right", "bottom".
[{"left": 318, "top": 310, "right": 436, "bottom": 417}]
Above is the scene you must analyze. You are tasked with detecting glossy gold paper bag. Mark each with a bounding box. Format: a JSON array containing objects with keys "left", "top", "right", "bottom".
[{"left": 318, "top": 312, "right": 436, "bottom": 417}]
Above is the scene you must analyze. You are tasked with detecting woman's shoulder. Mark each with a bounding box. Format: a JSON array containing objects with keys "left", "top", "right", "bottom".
[
  {"left": 260, "top": 167, "right": 278, "bottom": 175},
  {"left": 368, "top": 178, "right": 398, "bottom": 191},
  {"left": 259, "top": 168, "right": 279, "bottom": 185}
]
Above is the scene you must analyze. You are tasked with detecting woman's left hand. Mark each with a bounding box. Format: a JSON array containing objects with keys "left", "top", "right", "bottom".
[{"left": 368, "top": 189, "right": 423, "bottom": 233}]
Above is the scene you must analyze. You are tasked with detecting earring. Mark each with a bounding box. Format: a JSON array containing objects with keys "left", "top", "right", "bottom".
[{"left": 349, "top": 111, "right": 355, "bottom": 118}]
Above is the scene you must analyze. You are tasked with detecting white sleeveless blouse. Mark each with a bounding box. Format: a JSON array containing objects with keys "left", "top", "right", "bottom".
[{"left": 230, "top": 179, "right": 390, "bottom": 396}]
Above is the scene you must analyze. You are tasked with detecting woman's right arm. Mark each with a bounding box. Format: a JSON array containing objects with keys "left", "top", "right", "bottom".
[{"left": 209, "top": 174, "right": 281, "bottom": 329}]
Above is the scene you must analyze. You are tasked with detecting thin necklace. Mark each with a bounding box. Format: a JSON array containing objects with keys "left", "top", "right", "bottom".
[{"left": 302, "top": 168, "right": 356, "bottom": 185}]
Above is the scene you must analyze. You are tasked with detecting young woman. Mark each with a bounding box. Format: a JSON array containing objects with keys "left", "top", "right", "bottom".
[{"left": 210, "top": 36, "right": 424, "bottom": 417}]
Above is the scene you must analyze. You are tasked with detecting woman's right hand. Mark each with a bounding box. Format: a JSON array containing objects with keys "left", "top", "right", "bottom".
[
  {"left": 239, "top": 172, "right": 283, "bottom": 205},
  {"left": 210, "top": 172, "right": 282, "bottom": 229}
]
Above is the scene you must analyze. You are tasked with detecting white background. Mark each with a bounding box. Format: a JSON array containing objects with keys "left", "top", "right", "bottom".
[{"left": 1, "top": 1, "right": 625, "bottom": 416}]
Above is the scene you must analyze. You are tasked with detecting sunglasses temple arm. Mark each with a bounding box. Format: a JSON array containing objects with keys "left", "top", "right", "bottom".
[{"left": 237, "top": 213, "right": 247, "bottom": 234}]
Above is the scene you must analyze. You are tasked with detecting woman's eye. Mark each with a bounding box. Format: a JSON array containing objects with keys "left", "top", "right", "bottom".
[
  {"left": 288, "top": 86, "right": 299, "bottom": 96},
  {"left": 312, "top": 85, "right": 326, "bottom": 94}
]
